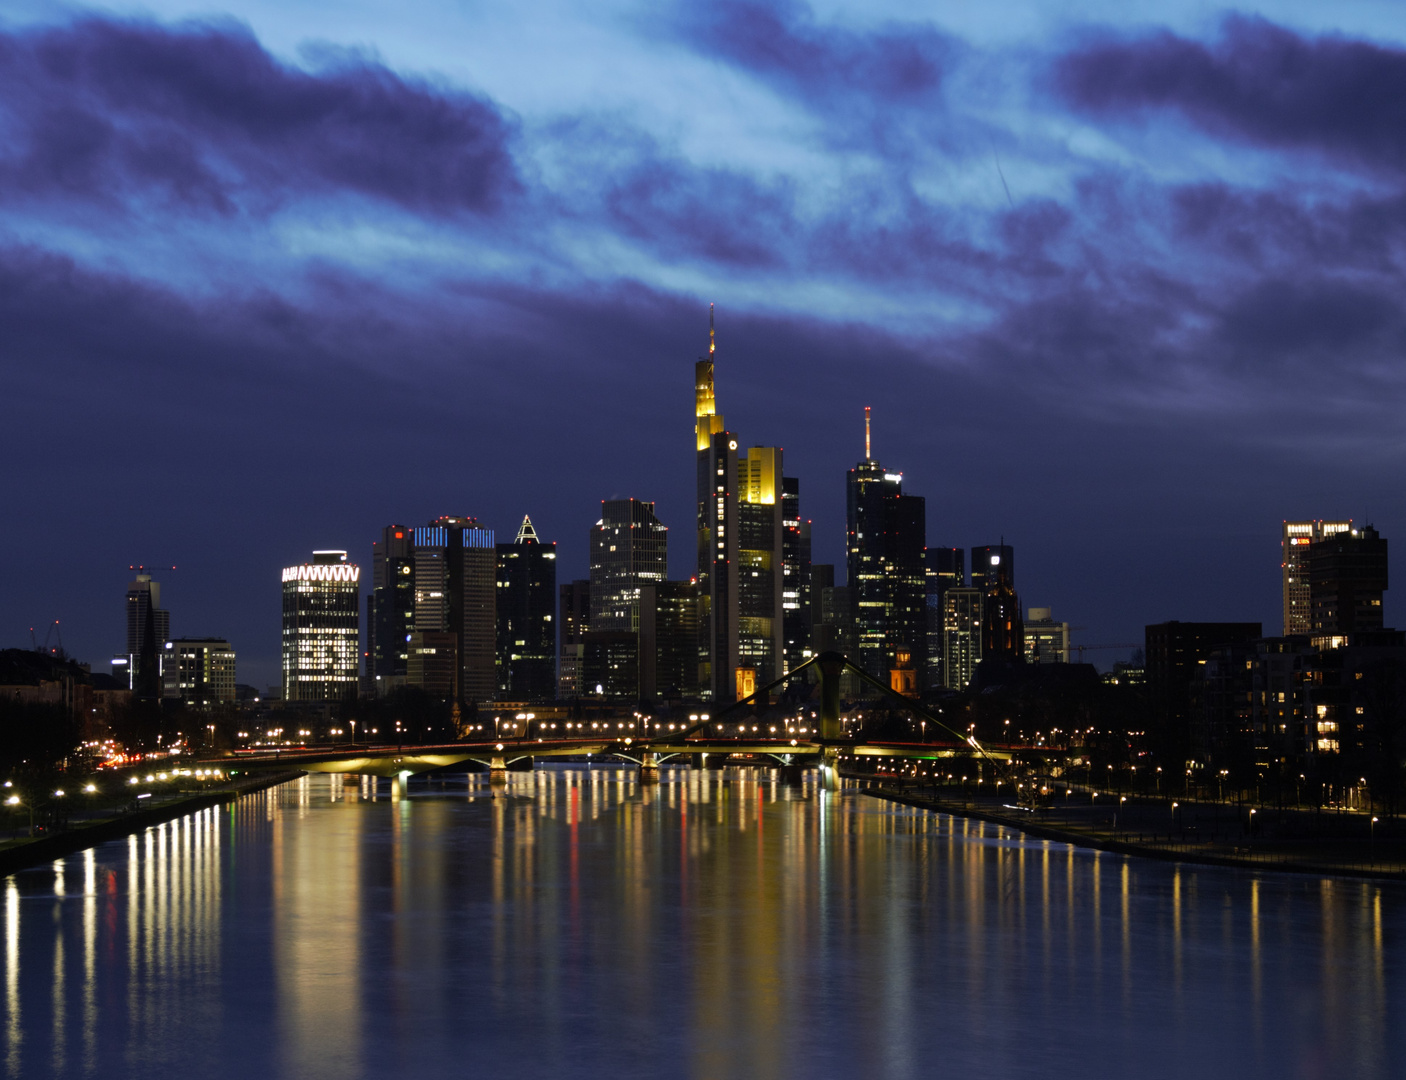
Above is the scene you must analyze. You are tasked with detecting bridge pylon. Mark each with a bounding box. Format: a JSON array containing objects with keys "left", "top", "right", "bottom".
[
  {"left": 638, "top": 750, "right": 660, "bottom": 784},
  {"left": 489, "top": 756, "right": 508, "bottom": 786},
  {"left": 817, "top": 651, "right": 845, "bottom": 790}
]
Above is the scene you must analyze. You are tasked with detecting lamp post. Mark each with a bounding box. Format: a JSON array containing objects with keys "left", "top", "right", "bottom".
[{"left": 1371, "top": 816, "right": 1379, "bottom": 866}]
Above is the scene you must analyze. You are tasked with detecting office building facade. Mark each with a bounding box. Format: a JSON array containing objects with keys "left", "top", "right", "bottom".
[
  {"left": 496, "top": 516, "right": 557, "bottom": 702},
  {"left": 943, "top": 586, "right": 984, "bottom": 690},
  {"left": 367, "top": 524, "right": 416, "bottom": 687},
  {"left": 1308, "top": 525, "right": 1388, "bottom": 649},
  {"left": 693, "top": 310, "right": 785, "bottom": 703},
  {"left": 161, "top": 638, "right": 236, "bottom": 705},
  {"left": 971, "top": 545, "right": 1023, "bottom": 662},
  {"left": 846, "top": 410, "right": 926, "bottom": 684},
  {"left": 282, "top": 551, "right": 360, "bottom": 703},
  {"left": 1024, "top": 607, "right": 1070, "bottom": 664},
  {"left": 1282, "top": 519, "right": 1352, "bottom": 636},
  {"left": 925, "top": 548, "right": 964, "bottom": 690},
  {"left": 412, "top": 517, "right": 497, "bottom": 704},
  {"left": 781, "top": 476, "right": 812, "bottom": 675},
  {"left": 558, "top": 579, "right": 590, "bottom": 698}
]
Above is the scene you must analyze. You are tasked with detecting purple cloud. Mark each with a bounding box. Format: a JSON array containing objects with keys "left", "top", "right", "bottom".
[
  {"left": 668, "top": 0, "right": 951, "bottom": 111},
  {"left": 1056, "top": 16, "right": 1406, "bottom": 174},
  {"left": 0, "top": 17, "right": 519, "bottom": 215}
]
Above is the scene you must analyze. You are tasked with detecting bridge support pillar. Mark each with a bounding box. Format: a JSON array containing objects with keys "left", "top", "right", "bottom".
[
  {"left": 489, "top": 756, "right": 508, "bottom": 787},
  {"left": 638, "top": 751, "right": 660, "bottom": 785},
  {"left": 819, "top": 747, "right": 841, "bottom": 791},
  {"left": 391, "top": 770, "right": 411, "bottom": 801},
  {"left": 779, "top": 763, "right": 803, "bottom": 787}
]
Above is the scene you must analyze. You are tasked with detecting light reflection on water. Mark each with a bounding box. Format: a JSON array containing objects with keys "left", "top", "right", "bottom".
[{"left": 0, "top": 767, "right": 1400, "bottom": 1079}]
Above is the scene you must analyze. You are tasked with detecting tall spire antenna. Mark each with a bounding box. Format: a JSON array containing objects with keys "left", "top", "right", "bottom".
[
  {"left": 865, "top": 406, "right": 871, "bottom": 460},
  {"left": 709, "top": 302, "right": 715, "bottom": 357}
]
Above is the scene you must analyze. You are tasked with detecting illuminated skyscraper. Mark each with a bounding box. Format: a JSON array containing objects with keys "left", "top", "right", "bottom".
[
  {"left": 412, "top": 517, "right": 497, "bottom": 705},
  {"left": 971, "top": 544, "right": 1023, "bottom": 662},
  {"left": 496, "top": 515, "right": 557, "bottom": 701},
  {"left": 558, "top": 579, "right": 590, "bottom": 697},
  {"left": 846, "top": 409, "right": 926, "bottom": 683},
  {"left": 1308, "top": 524, "right": 1388, "bottom": 648},
  {"left": 925, "top": 548, "right": 963, "bottom": 689},
  {"left": 943, "top": 586, "right": 983, "bottom": 690},
  {"left": 367, "top": 524, "right": 415, "bottom": 688},
  {"left": 782, "top": 476, "right": 812, "bottom": 673},
  {"left": 282, "top": 550, "right": 360, "bottom": 703},
  {"left": 587, "top": 499, "right": 667, "bottom": 699},
  {"left": 1282, "top": 519, "right": 1352, "bottom": 635},
  {"left": 694, "top": 308, "right": 786, "bottom": 702},
  {"left": 117, "top": 570, "right": 171, "bottom": 696}
]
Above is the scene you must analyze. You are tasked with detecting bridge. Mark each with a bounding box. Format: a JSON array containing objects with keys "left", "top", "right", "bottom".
[{"left": 203, "top": 653, "right": 1014, "bottom": 795}]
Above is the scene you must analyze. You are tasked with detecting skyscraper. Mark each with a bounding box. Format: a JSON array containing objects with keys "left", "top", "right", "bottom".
[
  {"left": 943, "top": 586, "right": 984, "bottom": 690},
  {"left": 693, "top": 308, "right": 786, "bottom": 703},
  {"left": 367, "top": 524, "right": 415, "bottom": 688},
  {"left": 781, "top": 476, "right": 812, "bottom": 674},
  {"left": 496, "top": 515, "right": 557, "bottom": 701},
  {"left": 121, "top": 570, "right": 171, "bottom": 696},
  {"left": 925, "top": 548, "right": 963, "bottom": 689},
  {"left": 586, "top": 499, "right": 667, "bottom": 699},
  {"left": 558, "top": 579, "right": 590, "bottom": 698},
  {"left": 1282, "top": 519, "right": 1352, "bottom": 635},
  {"left": 1308, "top": 524, "right": 1388, "bottom": 648},
  {"left": 846, "top": 408, "right": 926, "bottom": 683},
  {"left": 590, "top": 499, "right": 668, "bottom": 631},
  {"left": 971, "top": 544, "right": 1023, "bottom": 662},
  {"left": 639, "top": 580, "right": 700, "bottom": 700},
  {"left": 411, "top": 517, "right": 497, "bottom": 704},
  {"left": 282, "top": 550, "right": 360, "bottom": 703}
]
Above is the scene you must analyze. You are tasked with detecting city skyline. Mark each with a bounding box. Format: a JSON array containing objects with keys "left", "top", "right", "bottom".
[{"left": 4, "top": 2, "right": 1404, "bottom": 685}]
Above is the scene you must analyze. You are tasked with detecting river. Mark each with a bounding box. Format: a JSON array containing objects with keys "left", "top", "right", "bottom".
[{"left": 1, "top": 767, "right": 1400, "bottom": 1078}]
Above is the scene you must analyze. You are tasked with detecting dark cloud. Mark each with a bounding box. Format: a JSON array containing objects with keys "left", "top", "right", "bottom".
[
  {"left": 666, "top": 0, "right": 951, "bottom": 114},
  {"left": 1056, "top": 16, "right": 1406, "bottom": 174},
  {"left": 0, "top": 17, "right": 519, "bottom": 215}
]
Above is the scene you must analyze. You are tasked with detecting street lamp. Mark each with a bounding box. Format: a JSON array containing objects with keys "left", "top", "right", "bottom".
[{"left": 1371, "top": 816, "right": 1379, "bottom": 865}]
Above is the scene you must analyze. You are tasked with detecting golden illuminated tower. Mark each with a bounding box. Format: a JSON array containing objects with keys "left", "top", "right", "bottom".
[{"left": 694, "top": 306, "right": 786, "bottom": 703}]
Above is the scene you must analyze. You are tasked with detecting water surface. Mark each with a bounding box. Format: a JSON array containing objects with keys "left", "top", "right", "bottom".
[{"left": 2, "top": 767, "right": 1400, "bottom": 1078}]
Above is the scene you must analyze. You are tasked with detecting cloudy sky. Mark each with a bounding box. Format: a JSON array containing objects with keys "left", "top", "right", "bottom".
[{"left": 5, "top": 0, "right": 1406, "bottom": 686}]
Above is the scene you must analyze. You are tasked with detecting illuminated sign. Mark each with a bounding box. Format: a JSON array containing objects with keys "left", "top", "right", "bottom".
[{"left": 282, "top": 564, "right": 361, "bottom": 584}]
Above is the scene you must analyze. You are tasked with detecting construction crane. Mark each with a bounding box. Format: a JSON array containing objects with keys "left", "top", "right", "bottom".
[{"left": 29, "top": 620, "right": 65, "bottom": 659}]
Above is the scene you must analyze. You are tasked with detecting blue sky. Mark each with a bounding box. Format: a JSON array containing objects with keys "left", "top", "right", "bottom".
[{"left": 5, "top": 0, "right": 1406, "bottom": 685}]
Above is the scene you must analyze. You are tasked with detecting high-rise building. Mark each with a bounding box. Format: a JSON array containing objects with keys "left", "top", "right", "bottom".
[
  {"left": 367, "top": 525, "right": 416, "bottom": 689},
  {"left": 943, "top": 586, "right": 984, "bottom": 690},
  {"left": 411, "top": 517, "right": 497, "bottom": 704},
  {"left": 971, "top": 544, "right": 1023, "bottom": 662},
  {"left": 1308, "top": 524, "right": 1388, "bottom": 649},
  {"left": 282, "top": 551, "right": 360, "bottom": 703},
  {"left": 496, "top": 515, "right": 557, "bottom": 702},
  {"left": 781, "top": 476, "right": 812, "bottom": 674},
  {"left": 558, "top": 579, "right": 590, "bottom": 698},
  {"left": 119, "top": 571, "right": 171, "bottom": 696},
  {"left": 590, "top": 499, "right": 668, "bottom": 631},
  {"left": 1144, "top": 620, "right": 1262, "bottom": 772},
  {"left": 586, "top": 499, "right": 667, "bottom": 700},
  {"left": 925, "top": 548, "right": 964, "bottom": 689},
  {"left": 640, "top": 580, "right": 700, "bottom": 701},
  {"left": 1024, "top": 607, "right": 1070, "bottom": 664},
  {"left": 1282, "top": 520, "right": 1352, "bottom": 635},
  {"left": 846, "top": 408, "right": 926, "bottom": 684},
  {"left": 693, "top": 309, "right": 785, "bottom": 703},
  {"left": 161, "top": 638, "right": 236, "bottom": 705}
]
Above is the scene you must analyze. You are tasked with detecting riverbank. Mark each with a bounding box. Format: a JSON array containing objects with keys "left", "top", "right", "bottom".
[
  {"left": 0, "top": 770, "right": 304, "bottom": 877},
  {"left": 865, "top": 784, "right": 1406, "bottom": 882}
]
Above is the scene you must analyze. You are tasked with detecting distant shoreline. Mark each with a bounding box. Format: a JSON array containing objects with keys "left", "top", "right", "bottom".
[
  {"left": 865, "top": 785, "right": 1406, "bottom": 883},
  {"left": 0, "top": 770, "right": 304, "bottom": 877}
]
